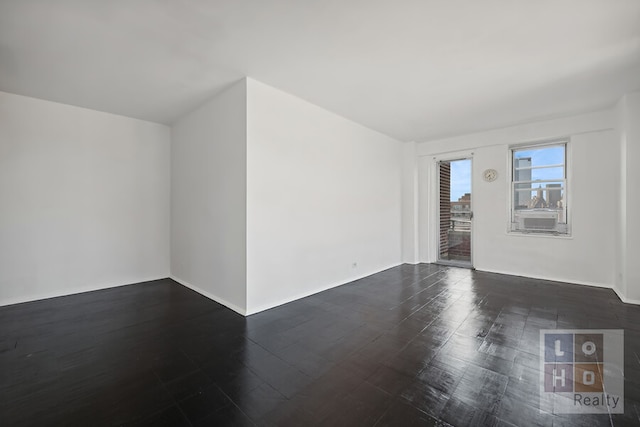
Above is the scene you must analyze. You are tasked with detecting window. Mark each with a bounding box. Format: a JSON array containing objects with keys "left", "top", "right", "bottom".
[{"left": 510, "top": 141, "right": 568, "bottom": 235}]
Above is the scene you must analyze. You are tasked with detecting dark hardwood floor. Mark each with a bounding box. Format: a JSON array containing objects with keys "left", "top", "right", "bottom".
[{"left": 2, "top": 264, "right": 640, "bottom": 426}]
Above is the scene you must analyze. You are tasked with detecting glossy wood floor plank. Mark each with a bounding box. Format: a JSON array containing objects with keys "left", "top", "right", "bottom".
[{"left": 1, "top": 265, "right": 640, "bottom": 426}]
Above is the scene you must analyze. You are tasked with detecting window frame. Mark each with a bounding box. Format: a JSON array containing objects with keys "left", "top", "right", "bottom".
[{"left": 509, "top": 140, "right": 570, "bottom": 236}]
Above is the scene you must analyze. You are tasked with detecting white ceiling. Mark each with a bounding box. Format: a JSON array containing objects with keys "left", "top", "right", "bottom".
[{"left": 1, "top": 0, "right": 639, "bottom": 142}]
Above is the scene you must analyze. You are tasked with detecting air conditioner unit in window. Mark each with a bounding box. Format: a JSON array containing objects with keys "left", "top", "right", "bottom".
[{"left": 515, "top": 210, "right": 558, "bottom": 231}]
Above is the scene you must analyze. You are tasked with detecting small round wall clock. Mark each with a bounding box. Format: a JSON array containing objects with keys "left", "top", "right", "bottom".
[{"left": 483, "top": 169, "right": 498, "bottom": 182}]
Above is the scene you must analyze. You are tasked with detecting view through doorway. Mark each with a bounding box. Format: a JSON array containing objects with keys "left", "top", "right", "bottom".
[{"left": 438, "top": 158, "right": 472, "bottom": 267}]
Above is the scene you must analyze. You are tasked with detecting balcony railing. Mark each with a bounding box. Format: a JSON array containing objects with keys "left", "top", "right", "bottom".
[{"left": 450, "top": 218, "right": 471, "bottom": 231}]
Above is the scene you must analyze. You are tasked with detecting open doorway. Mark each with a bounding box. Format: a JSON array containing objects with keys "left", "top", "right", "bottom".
[{"left": 437, "top": 158, "right": 472, "bottom": 267}]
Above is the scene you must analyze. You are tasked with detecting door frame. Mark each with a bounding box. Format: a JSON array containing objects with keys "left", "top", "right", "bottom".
[{"left": 433, "top": 154, "right": 474, "bottom": 268}]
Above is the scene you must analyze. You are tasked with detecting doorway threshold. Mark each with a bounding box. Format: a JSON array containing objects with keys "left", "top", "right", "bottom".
[{"left": 435, "top": 260, "right": 474, "bottom": 269}]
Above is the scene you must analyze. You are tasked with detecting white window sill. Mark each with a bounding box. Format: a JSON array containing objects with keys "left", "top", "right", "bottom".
[{"left": 506, "top": 231, "right": 573, "bottom": 239}]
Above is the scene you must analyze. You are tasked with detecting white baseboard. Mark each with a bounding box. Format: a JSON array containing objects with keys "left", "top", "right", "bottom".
[
  {"left": 612, "top": 286, "right": 640, "bottom": 305},
  {"left": 474, "top": 267, "right": 640, "bottom": 306},
  {"left": 474, "top": 267, "right": 614, "bottom": 291},
  {"left": 0, "top": 276, "right": 167, "bottom": 307},
  {"left": 244, "top": 263, "right": 402, "bottom": 315},
  {"left": 170, "top": 275, "right": 247, "bottom": 316}
]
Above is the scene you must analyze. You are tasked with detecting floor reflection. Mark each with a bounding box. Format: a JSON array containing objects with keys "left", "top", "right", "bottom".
[{"left": 3, "top": 265, "right": 640, "bottom": 426}]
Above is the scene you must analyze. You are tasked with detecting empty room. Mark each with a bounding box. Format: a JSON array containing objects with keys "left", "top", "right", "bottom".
[{"left": 1, "top": 1, "right": 640, "bottom": 426}]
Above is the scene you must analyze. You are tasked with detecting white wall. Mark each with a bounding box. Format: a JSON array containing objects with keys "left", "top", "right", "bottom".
[
  {"left": 402, "top": 142, "right": 419, "bottom": 264},
  {"left": 616, "top": 91, "right": 640, "bottom": 303},
  {"left": 6, "top": 80, "right": 634, "bottom": 314},
  {"left": 615, "top": 97, "right": 629, "bottom": 301},
  {"left": 170, "top": 80, "right": 247, "bottom": 314},
  {"left": 0, "top": 91, "right": 170, "bottom": 306},
  {"left": 412, "top": 110, "right": 619, "bottom": 289},
  {"left": 624, "top": 92, "right": 640, "bottom": 302},
  {"left": 246, "top": 79, "right": 402, "bottom": 314}
]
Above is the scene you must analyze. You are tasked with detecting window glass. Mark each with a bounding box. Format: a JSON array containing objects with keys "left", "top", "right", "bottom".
[{"left": 511, "top": 142, "right": 568, "bottom": 234}]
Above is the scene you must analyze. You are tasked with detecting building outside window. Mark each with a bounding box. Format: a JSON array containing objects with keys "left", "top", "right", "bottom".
[{"left": 511, "top": 141, "right": 568, "bottom": 235}]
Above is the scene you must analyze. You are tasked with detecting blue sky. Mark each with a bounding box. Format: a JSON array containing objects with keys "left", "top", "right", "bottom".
[
  {"left": 450, "top": 159, "right": 471, "bottom": 201},
  {"left": 514, "top": 146, "right": 564, "bottom": 181},
  {"left": 514, "top": 145, "right": 563, "bottom": 164}
]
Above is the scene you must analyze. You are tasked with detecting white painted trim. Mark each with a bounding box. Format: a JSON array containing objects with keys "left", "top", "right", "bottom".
[
  {"left": 0, "top": 276, "right": 167, "bottom": 307},
  {"left": 245, "top": 263, "right": 402, "bottom": 315},
  {"left": 612, "top": 286, "right": 640, "bottom": 306},
  {"left": 429, "top": 152, "right": 475, "bottom": 267},
  {"left": 475, "top": 267, "right": 612, "bottom": 290},
  {"left": 506, "top": 139, "right": 573, "bottom": 238},
  {"left": 504, "top": 231, "right": 574, "bottom": 240},
  {"left": 170, "top": 275, "right": 247, "bottom": 316},
  {"left": 480, "top": 266, "right": 640, "bottom": 306}
]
